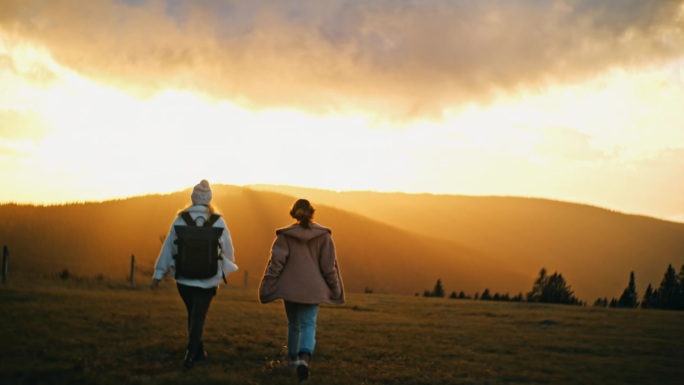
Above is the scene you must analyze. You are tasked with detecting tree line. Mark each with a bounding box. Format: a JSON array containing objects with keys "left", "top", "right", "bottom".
[
  {"left": 421, "top": 263, "right": 684, "bottom": 311},
  {"left": 421, "top": 268, "right": 582, "bottom": 305},
  {"left": 593, "top": 264, "right": 684, "bottom": 311},
  {"left": 420, "top": 279, "right": 526, "bottom": 302}
]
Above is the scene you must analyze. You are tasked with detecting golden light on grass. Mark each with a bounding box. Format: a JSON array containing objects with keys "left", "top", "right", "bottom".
[{"left": 2, "top": 280, "right": 683, "bottom": 384}]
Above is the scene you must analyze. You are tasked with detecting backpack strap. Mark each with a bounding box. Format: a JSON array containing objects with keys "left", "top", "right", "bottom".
[
  {"left": 180, "top": 212, "right": 220, "bottom": 227},
  {"left": 205, "top": 213, "right": 223, "bottom": 250},
  {"left": 180, "top": 212, "right": 196, "bottom": 226},
  {"left": 204, "top": 213, "right": 221, "bottom": 227}
]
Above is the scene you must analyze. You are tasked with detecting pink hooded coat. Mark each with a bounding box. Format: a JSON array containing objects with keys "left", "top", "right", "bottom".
[{"left": 258, "top": 223, "right": 345, "bottom": 305}]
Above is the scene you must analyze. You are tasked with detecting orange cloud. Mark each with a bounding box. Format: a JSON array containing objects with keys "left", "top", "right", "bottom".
[{"left": 1, "top": 0, "right": 682, "bottom": 119}]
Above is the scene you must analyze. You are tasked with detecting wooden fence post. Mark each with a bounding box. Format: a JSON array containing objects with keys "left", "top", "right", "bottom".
[
  {"left": 130, "top": 254, "right": 135, "bottom": 286},
  {"left": 2, "top": 245, "right": 8, "bottom": 285}
]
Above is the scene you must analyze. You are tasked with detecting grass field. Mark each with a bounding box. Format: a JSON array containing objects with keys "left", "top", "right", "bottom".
[{"left": 1, "top": 276, "right": 683, "bottom": 385}]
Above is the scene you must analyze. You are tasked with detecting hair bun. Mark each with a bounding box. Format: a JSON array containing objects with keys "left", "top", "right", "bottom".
[{"left": 290, "top": 199, "right": 315, "bottom": 226}]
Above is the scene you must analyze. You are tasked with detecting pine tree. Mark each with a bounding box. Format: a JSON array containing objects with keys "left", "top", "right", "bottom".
[
  {"left": 641, "top": 284, "right": 654, "bottom": 309},
  {"left": 481, "top": 288, "right": 492, "bottom": 300},
  {"left": 617, "top": 271, "right": 639, "bottom": 308},
  {"left": 654, "top": 264, "right": 679, "bottom": 310},
  {"left": 449, "top": 291, "right": 457, "bottom": 299},
  {"left": 526, "top": 268, "right": 548, "bottom": 302},
  {"left": 527, "top": 268, "right": 579, "bottom": 305},
  {"left": 541, "top": 273, "right": 573, "bottom": 304},
  {"left": 431, "top": 279, "right": 445, "bottom": 298},
  {"left": 593, "top": 297, "right": 608, "bottom": 307}
]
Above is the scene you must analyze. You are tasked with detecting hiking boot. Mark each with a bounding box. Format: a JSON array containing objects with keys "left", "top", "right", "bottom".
[
  {"left": 194, "top": 349, "right": 208, "bottom": 362},
  {"left": 296, "top": 361, "right": 309, "bottom": 382},
  {"left": 289, "top": 359, "right": 302, "bottom": 371},
  {"left": 183, "top": 350, "right": 194, "bottom": 370}
]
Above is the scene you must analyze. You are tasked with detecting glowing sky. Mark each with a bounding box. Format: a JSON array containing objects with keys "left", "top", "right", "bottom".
[{"left": 1, "top": 0, "right": 683, "bottom": 222}]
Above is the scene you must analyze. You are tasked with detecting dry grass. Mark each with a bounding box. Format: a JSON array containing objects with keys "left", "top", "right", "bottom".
[{"left": 1, "top": 277, "right": 683, "bottom": 385}]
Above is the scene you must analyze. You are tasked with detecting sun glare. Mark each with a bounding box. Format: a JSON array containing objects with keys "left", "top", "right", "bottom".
[
  {"left": 1, "top": 41, "right": 419, "bottom": 202},
  {"left": 2, "top": 27, "right": 684, "bottom": 220}
]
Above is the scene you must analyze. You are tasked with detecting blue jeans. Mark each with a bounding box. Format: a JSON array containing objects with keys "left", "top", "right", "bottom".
[{"left": 284, "top": 301, "right": 319, "bottom": 359}]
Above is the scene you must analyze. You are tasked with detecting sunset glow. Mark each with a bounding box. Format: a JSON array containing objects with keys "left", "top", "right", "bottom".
[{"left": 1, "top": 1, "right": 683, "bottom": 222}]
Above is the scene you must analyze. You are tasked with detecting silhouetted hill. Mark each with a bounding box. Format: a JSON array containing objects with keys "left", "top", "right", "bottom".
[
  {"left": 249, "top": 185, "right": 684, "bottom": 300},
  {"left": 0, "top": 185, "right": 529, "bottom": 296}
]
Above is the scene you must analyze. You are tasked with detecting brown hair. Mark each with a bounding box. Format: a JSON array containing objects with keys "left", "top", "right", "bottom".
[{"left": 290, "top": 199, "right": 315, "bottom": 229}]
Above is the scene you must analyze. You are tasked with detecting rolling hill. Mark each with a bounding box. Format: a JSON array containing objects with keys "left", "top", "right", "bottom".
[
  {"left": 3, "top": 184, "right": 682, "bottom": 301},
  {"left": 0, "top": 185, "right": 529, "bottom": 297},
  {"left": 249, "top": 184, "right": 684, "bottom": 301}
]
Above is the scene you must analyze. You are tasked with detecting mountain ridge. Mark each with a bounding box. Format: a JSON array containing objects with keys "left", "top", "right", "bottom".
[
  {"left": 0, "top": 185, "right": 529, "bottom": 297},
  {"left": 2, "top": 184, "right": 682, "bottom": 301},
  {"left": 247, "top": 184, "right": 684, "bottom": 301}
]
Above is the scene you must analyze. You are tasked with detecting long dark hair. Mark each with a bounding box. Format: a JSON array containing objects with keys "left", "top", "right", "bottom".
[{"left": 290, "top": 199, "right": 315, "bottom": 229}]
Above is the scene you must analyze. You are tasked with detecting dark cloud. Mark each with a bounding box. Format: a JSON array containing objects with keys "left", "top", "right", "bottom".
[{"left": 1, "top": 0, "right": 682, "bottom": 118}]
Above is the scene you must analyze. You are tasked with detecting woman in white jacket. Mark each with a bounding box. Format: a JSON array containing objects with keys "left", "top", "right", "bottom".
[{"left": 150, "top": 180, "right": 238, "bottom": 369}]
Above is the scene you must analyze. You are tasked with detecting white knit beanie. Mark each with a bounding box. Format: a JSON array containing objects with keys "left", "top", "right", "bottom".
[{"left": 191, "top": 179, "right": 213, "bottom": 206}]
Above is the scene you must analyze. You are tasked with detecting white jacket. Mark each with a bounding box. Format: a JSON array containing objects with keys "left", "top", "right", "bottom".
[{"left": 153, "top": 205, "right": 238, "bottom": 288}]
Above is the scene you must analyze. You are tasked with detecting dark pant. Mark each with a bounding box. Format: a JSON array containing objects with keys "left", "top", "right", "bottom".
[{"left": 177, "top": 283, "right": 217, "bottom": 358}]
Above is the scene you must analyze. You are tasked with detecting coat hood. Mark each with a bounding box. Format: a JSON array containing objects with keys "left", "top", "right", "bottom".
[{"left": 275, "top": 222, "right": 331, "bottom": 242}]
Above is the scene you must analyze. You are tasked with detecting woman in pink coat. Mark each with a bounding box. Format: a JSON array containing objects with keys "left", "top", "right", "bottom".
[{"left": 259, "top": 199, "right": 345, "bottom": 382}]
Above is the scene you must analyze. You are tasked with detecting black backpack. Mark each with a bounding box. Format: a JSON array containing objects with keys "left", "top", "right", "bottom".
[{"left": 173, "top": 212, "right": 223, "bottom": 280}]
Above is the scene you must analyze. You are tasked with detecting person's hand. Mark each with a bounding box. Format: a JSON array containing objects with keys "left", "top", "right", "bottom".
[{"left": 150, "top": 279, "right": 161, "bottom": 290}]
